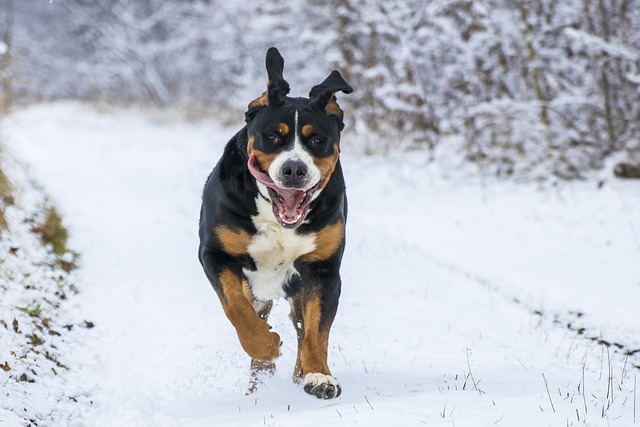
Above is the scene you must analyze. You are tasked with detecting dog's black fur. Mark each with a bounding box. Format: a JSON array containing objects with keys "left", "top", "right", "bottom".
[{"left": 198, "top": 48, "right": 352, "bottom": 399}]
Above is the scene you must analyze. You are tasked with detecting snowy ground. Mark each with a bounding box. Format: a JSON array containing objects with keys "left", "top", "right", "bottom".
[
  {"left": 2, "top": 102, "right": 639, "bottom": 426},
  {"left": 0, "top": 134, "right": 90, "bottom": 426}
]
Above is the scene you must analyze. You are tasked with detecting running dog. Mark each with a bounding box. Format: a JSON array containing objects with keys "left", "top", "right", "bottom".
[{"left": 198, "top": 47, "right": 352, "bottom": 399}]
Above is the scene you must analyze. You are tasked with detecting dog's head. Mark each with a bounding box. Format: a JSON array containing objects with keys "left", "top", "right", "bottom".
[{"left": 245, "top": 47, "right": 352, "bottom": 229}]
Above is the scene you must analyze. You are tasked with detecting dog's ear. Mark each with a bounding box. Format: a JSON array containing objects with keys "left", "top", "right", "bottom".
[
  {"left": 309, "top": 70, "right": 353, "bottom": 122},
  {"left": 246, "top": 47, "right": 290, "bottom": 121},
  {"left": 265, "top": 47, "right": 290, "bottom": 105}
]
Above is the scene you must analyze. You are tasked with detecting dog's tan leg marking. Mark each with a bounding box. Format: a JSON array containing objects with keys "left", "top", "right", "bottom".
[
  {"left": 302, "top": 221, "right": 344, "bottom": 263},
  {"left": 294, "top": 221, "right": 344, "bottom": 381},
  {"left": 292, "top": 293, "right": 341, "bottom": 399},
  {"left": 299, "top": 295, "right": 331, "bottom": 376},
  {"left": 219, "top": 269, "right": 280, "bottom": 361}
]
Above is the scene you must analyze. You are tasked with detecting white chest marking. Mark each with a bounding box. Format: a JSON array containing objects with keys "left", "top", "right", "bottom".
[{"left": 243, "top": 190, "right": 316, "bottom": 301}]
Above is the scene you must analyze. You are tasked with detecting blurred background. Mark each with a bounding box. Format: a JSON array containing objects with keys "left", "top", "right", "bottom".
[{"left": 1, "top": 0, "right": 639, "bottom": 180}]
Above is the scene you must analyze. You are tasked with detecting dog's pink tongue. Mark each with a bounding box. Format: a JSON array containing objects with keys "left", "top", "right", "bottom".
[
  {"left": 278, "top": 188, "right": 307, "bottom": 219},
  {"left": 247, "top": 153, "right": 275, "bottom": 187}
]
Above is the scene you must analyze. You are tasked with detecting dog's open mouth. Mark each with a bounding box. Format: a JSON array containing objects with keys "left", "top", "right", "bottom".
[{"left": 248, "top": 154, "right": 317, "bottom": 229}]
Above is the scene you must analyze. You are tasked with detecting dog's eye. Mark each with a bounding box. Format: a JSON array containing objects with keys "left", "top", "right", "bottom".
[
  {"left": 265, "top": 133, "right": 279, "bottom": 143},
  {"left": 311, "top": 136, "right": 324, "bottom": 145}
]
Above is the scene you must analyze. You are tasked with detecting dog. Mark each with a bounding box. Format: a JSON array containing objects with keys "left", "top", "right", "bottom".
[{"left": 198, "top": 47, "right": 352, "bottom": 399}]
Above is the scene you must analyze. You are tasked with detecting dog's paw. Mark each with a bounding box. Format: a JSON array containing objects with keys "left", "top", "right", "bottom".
[
  {"left": 242, "top": 330, "right": 281, "bottom": 361},
  {"left": 303, "top": 373, "right": 342, "bottom": 399}
]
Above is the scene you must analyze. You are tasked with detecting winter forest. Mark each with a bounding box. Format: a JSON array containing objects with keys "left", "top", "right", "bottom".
[{"left": 3, "top": 0, "right": 640, "bottom": 179}]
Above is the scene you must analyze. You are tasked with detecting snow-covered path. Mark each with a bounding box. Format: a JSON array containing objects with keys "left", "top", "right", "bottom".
[{"left": 4, "top": 103, "right": 639, "bottom": 426}]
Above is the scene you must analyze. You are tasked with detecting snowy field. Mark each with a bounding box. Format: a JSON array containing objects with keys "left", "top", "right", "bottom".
[{"left": 2, "top": 102, "right": 639, "bottom": 426}]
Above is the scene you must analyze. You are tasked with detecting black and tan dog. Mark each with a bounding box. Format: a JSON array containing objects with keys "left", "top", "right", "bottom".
[{"left": 198, "top": 47, "right": 352, "bottom": 399}]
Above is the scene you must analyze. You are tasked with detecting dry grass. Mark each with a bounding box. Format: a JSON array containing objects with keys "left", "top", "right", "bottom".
[{"left": 31, "top": 206, "right": 69, "bottom": 256}]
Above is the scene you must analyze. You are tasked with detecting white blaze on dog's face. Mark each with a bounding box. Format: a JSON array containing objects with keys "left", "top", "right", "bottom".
[{"left": 268, "top": 110, "right": 322, "bottom": 192}]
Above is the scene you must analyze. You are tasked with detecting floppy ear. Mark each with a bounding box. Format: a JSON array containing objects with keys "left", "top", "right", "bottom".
[
  {"left": 246, "top": 47, "right": 290, "bottom": 120},
  {"left": 265, "top": 47, "right": 290, "bottom": 105},
  {"left": 309, "top": 70, "right": 353, "bottom": 120}
]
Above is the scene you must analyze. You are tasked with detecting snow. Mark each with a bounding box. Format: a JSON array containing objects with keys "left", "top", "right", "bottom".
[
  {"left": 564, "top": 27, "right": 638, "bottom": 61},
  {"left": 2, "top": 102, "right": 639, "bottom": 426},
  {"left": 0, "top": 138, "right": 91, "bottom": 425}
]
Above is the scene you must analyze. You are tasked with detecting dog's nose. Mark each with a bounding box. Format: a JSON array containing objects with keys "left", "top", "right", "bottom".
[{"left": 280, "top": 159, "right": 308, "bottom": 188}]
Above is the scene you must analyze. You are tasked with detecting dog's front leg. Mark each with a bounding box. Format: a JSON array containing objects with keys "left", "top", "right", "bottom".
[
  {"left": 200, "top": 249, "right": 281, "bottom": 361},
  {"left": 217, "top": 268, "right": 281, "bottom": 361},
  {"left": 290, "top": 269, "right": 342, "bottom": 399}
]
